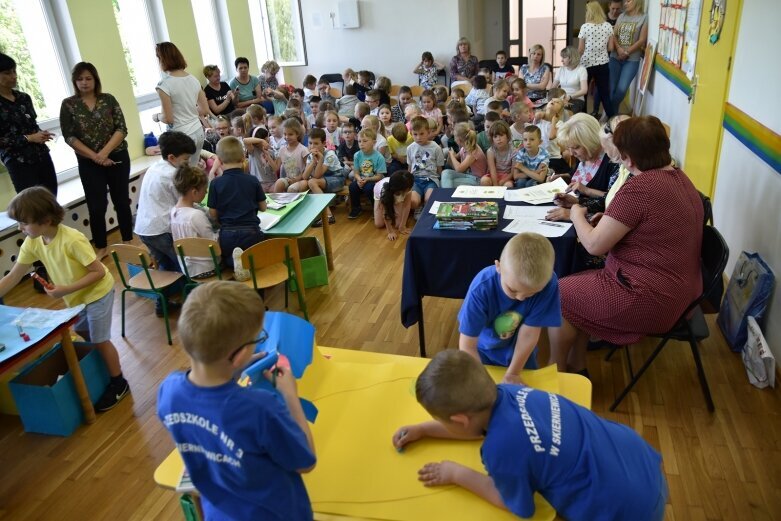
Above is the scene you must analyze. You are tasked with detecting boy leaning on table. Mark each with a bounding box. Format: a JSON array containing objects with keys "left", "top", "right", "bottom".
[
  {"left": 157, "top": 281, "right": 315, "bottom": 521},
  {"left": 392, "top": 349, "right": 668, "bottom": 521},
  {"left": 0, "top": 186, "right": 129, "bottom": 411},
  {"left": 458, "top": 232, "right": 561, "bottom": 384}
]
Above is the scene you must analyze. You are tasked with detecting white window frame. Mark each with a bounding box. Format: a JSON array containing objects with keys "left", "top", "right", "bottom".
[
  {"left": 191, "top": 0, "right": 235, "bottom": 81},
  {"left": 250, "top": 0, "right": 308, "bottom": 68},
  {"left": 132, "top": 0, "right": 169, "bottom": 114}
]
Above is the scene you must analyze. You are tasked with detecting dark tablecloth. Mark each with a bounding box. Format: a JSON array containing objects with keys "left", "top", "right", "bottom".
[{"left": 401, "top": 188, "right": 577, "bottom": 327}]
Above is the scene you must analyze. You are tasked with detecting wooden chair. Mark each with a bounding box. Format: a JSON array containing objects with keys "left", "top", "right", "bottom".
[
  {"left": 110, "top": 244, "right": 184, "bottom": 345},
  {"left": 410, "top": 85, "right": 424, "bottom": 98},
  {"left": 389, "top": 84, "right": 401, "bottom": 97},
  {"left": 240, "top": 238, "right": 309, "bottom": 321},
  {"left": 457, "top": 83, "right": 473, "bottom": 95},
  {"left": 174, "top": 238, "right": 230, "bottom": 296},
  {"left": 329, "top": 87, "right": 342, "bottom": 99}
]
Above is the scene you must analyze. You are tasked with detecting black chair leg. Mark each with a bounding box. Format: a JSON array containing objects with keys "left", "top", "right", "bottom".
[
  {"left": 623, "top": 345, "right": 634, "bottom": 379},
  {"left": 688, "top": 333, "right": 715, "bottom": 412},
  {"left": 605, "top": 344, "right": 621, "bottom": 361},
  {"left": 610, "top": 337, "right": 670, "bottom": 412}
]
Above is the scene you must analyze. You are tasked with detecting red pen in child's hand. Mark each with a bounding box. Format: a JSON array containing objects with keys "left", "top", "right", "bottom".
[{"left": 30, "top": 272, "right": 54, "bottom": 291}]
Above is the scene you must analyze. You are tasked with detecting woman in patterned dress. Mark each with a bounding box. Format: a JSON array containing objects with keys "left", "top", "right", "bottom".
[
  {"left": 520, "top": 44, "right": 552, "bottom": 104},
  {"left": 548, "top": 116, "right": 703, "bottom": 375},
  {"left": 60, "top": 62, "right": 133, "bottom": 259}
]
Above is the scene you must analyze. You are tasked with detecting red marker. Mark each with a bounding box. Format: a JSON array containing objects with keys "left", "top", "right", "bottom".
[
  {"left": 30, "top": 272, "right": 54, "bottom": 291},
  {"left": 16, "top": 324, "right": 30, "bottom": 342}
]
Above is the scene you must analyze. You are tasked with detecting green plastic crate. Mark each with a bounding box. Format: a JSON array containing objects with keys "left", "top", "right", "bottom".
[{"left": 290, "top": 237, "right": 328, "bottom": 290}]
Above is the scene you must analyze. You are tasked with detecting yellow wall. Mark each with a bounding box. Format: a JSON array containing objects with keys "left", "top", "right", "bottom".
[
  {"left": 65, "top": 0, "right": 143, "bottom": 159},
  {"left": 161, "top": 0, "right": 204, "bottom": 82},
  {"left": 225, "top": 0, "right": 260, "bottom": 75}
]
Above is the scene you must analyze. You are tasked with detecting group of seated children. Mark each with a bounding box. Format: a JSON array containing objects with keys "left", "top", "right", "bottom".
[{"left": 156, "top": 232, "right": 668, "bottom": 520}]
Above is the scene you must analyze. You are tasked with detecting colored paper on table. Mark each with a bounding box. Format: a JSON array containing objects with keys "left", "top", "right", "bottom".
[{"left": 299, "top": 348, "right": 560, "bottom": 520}]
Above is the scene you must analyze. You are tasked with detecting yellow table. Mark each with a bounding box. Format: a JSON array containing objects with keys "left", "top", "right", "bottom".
[{"left": 155, "top": 347, "right": 591, "bottom": 521}]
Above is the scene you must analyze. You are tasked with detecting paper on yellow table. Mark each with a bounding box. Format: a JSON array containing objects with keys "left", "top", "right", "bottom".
[{"left": 299, "top": 348, "right": 559, "bottom": 521}]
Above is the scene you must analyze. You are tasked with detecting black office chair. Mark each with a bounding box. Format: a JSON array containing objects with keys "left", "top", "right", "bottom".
[
  {"left": 478, "top": 59, "right": 495, "bottom": 72},
  {"left": 608, "top": 225, "right": 729, "bottom": 412},
  {"left": 319, "top": 73, "right": 344, "bottom": 94}
]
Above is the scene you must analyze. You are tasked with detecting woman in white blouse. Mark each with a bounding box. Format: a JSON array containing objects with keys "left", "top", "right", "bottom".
[
  {"left": 549, "top": 47, "right": 588, "bottom": 114},
  {"left": 154, "top": 42, "right": 209, "bottom": 165},
  {"left": 579, "top": 1, "right": 615, "bottom": 118}
]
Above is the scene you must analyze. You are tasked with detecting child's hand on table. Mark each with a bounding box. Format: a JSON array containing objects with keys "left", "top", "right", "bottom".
[
  {"left": 418, "top": 461, "right": 463, "bottom": 487},
  {"left": 392, "top": 424, "right": 424, "bottom": 451}
]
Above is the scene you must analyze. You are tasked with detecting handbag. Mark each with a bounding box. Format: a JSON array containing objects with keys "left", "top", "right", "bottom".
[
  {"left": 742, "top": 317, "right": 775, "bottom": 389},
  {"left": 717, "top": 251, "right": 775, "bottom": 352}
]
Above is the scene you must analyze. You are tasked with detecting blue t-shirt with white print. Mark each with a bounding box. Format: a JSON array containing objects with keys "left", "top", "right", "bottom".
[{"left": 157, "top": 372, "right": 315, "bottom": 521}]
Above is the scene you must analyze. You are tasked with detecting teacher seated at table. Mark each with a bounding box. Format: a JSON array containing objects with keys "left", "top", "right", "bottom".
[
  {"left": 547, "top": 116, "right": 703, "bottom": 376},
  {"left": 546, "top": 113, "right": 618, "bottom": 222}
]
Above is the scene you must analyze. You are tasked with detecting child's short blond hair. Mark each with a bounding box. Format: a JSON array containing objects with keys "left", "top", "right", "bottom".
[
  {"left": 510, "top": 102, "right": 530, "bottom": 118},
  {"left": 178, "top": 281, "right": 266, "bottom": 364},
  {"left": 500, "top": 232, "right": 554, "bottom": 290},
  {"left": 411, "top": 116, "right": 429, "bottom": 132},
  {"left": 216, "top": 136, "right": 245, "bottom": 163},
  {"left": 426, "top": 117, "right": 438, "bottom": 131},
  {"left": 391, "top": 122, "right": 408, "bottom": 142},
  {"left": 416, "top": 350, "right": 497, "bottom": 419},
  {"left": 358, "top": 127, "right": 377, "bottom": 141}
]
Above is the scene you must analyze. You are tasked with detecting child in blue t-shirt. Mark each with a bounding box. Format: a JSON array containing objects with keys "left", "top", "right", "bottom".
[
  {"left": 348, "top": 127, "right": 386, "bottom": 219},
  {"left": 512, "top": 125, "right": 550, "bottom": 188},
  {"left": 393, "top": 350, "right": 667, "bottom": 521},
  {"left": 458, "top": 232, "right": 560, "bottom": 383},
  {"left": 157, "top": 281, "right": 316, "bottom": 521}
]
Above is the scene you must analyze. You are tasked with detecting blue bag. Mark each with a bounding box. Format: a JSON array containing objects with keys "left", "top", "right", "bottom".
[{"left": 717, "top": 252, "right": 775, "bottom": 352}]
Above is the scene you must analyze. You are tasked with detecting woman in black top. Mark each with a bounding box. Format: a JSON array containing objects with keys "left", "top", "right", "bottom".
[
  {"left": 203, "top": 65, "right": 235, "bottom": 116},
  {"left": 0, "top": 53, "right": 57, "bottom": 195}
]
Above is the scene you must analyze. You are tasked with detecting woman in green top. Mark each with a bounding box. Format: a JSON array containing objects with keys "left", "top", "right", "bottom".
[
  {"left": 608, "top": 0, "right": 648, "bottom": 114},
  {"left": 60, "top": 62, "right": 133, "bottom": 259}
]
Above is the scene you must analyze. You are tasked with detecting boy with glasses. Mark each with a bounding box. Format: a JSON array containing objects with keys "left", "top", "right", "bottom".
[{"left": 157, "top": 281, "right": 316, "bottom": 520}]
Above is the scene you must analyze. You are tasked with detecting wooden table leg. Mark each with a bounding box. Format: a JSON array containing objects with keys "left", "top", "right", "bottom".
[
  {"left": 60, "top": 329, "right": 96, "bottom": 424},
  {"left": 321, "top": 207, "right": 334, "bottom": 271}
]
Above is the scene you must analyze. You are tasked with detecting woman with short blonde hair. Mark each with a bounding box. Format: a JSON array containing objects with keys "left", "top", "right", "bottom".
[{"left": 579, "top": 1, "right": 615, "bottom": 118}]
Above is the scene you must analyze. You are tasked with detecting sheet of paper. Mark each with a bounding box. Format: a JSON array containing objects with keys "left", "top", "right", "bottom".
[
  {"left": 452, "top": 185, "right": 507, "bottom": 199},
  {"left": 0, "top": 212, "right": 16, "bottom": 232},
  {"left": 502, "top": 218, "right": 572, "bottom": 237},
  {"left": 503, "top": 205, "right": 551, "bottom": 221},
  {"left": 428, "top": 201, "right": 441, "bottom": 215},
  {"left": 504, "top": 178, "right": 568, "bottom": 204},
  {"left": 300, "top": 348, "right": 561, "bottom": 521}
]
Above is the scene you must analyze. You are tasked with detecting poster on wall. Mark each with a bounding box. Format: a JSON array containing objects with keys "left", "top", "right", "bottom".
[
  {"left": 682, "top": 0, "right": 703, "bottom": 79},
  {"left": 634, "top": 41, "right": 656, "bottom": 116}
]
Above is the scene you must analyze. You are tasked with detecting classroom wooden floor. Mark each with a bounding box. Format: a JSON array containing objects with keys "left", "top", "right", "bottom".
[{"left": 0, "top": 206, "right": 779, "bottom": 521}]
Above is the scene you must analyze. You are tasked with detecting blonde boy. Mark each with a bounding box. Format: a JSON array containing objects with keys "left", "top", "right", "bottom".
[
  {"left": 348, "top": 128, "right": 386, "bottom": 218},
  {"left": 509, "top": 102, "right": 532, "bottom": 149},
  {"left": 157, "top": 281, "right": 316, "bottom": 521},
  {"left": 392, "top": 349, "right": 667, "bottom": 521},
  {"left": 458, "top": 233, "right": 560, "bottom": 382}
]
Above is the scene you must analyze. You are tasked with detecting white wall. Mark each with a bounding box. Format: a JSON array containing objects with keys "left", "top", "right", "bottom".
[
  {"left": 640, "top": 0, "right": 691, "bottom": 167},
  {"left": 285, "top": 0, "right": 461, "bottom": 88},
  {"left": 712, "top": 1, "right": 781, "bottom": 359}
]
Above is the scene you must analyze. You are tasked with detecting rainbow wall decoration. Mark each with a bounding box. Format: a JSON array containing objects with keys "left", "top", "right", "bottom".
[{"left": 723, "top": 103, "right": 781, "bottom": 175}]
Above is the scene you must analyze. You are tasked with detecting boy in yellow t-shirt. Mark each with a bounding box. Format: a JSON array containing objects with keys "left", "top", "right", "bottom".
[{"left": 0, "top": 187, "right": 129, "bottom": 411}]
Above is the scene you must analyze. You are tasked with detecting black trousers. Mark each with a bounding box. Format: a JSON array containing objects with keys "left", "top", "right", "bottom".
[
  {"left": 5, "top": 154, "right": 58, "bottom": 196},
  {"left": 77, "top": 149, "right": 133, "bottom": 248},
  {"left": 586, "top": 63, "right": 615, "bottom": 118}
]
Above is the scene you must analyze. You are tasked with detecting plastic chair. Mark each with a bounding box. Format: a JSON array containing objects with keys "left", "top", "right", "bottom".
[
  {"left": 174, "top": 238, "right": 229, "bottom": 296},
  {"left": 389, "top": 85, "right": 401, "bottom": 97},
  {"left": 607, "top": 225, "right": 729, "bottom": 412},
  {"left": 240, "top": 238, "right": 308, "bottom": 321},
  {"left": 110, "top": 244, "right": 184, "bottom": 346},
  {"left": 410, "top": 85, "right": 424, "bottom": 98}
]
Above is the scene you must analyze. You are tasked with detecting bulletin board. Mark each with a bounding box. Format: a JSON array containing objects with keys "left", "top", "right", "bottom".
[{"left": 658, "top": 0, "right": 703, "bottom": 80}]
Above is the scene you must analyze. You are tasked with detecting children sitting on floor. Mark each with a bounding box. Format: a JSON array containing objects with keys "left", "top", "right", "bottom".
[
  {"left": 392, "top": 86, "right": 413, "bottom": 122},
  {"left": 513, "top": 125, "right": 550, "bottom": 188},
  {"left": 458, "top": 232, "right": 560, "bottom": 376},
  {"left": 0, "top": 186, "right": 130, "bottom": 411},
  {"left": 477, "top": 112, "right": 500, "bottom": 152},
  {"left": 406, "top": 116, "right": 444, "bottom": 209},
  {"left": 466, "top": 75, "right": 491, "bottom": 117},
  {"left": 348, "top": 128, "right": 386, "bottom": 219},
  {"left": 392, "top": 349, "right": 667, "bottom": 521},
  {"left": 484, "top": 121, "right": 515, "bottom": 187},
  {"left": 535, "top": 97, "right": 569, "bottom": 174},
  {"left": 508, "top": 77, "right": 534, "bottom": 111},
  {"left": 378, "top": 104, "right": 394, "bottom": 138},
  {"left": 208, "top": 136, "right": 266, "bottom": 268},
  {"left": 297, "top": 127, "right": 343, "bottom": 226},
  {"left": 170, "top": 164, "right": 218, "bottom": 277},
  {"left": 419, "top": 90, "right": 443, "bottom": 136},
  {"left": 157, "top": 281, "right": 316, "bottom": 521},
  {"left": 374, "top": 170, "right": 414, "bottom": 241},
  {"left": 387, "top": 122, "right": 413, "bottom": 175},
  {"left": 441, "top": 123, "right": 488, "bottom": 188},
  {"left": 337, "top": 121, "right": 360, "bottom": 178},
  {"left": 509, "top": 102, "right": 532, "bottom": 150},
  {"left": 336, "top": 84, "right": 359, "bottom": 118},
  {"left": 274, "top": 119, "right": 309, "bottom": 194},
  {"left": 323, "top": 110, "right": 341, "bottom": 151}
]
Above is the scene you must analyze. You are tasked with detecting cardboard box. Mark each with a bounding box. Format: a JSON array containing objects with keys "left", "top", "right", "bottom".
[
  {"left": 294, "top": 237, "right": 328, "bottom": 289},
  {"left": 9, "top": 343, "right": 110, "bottom": 436}
]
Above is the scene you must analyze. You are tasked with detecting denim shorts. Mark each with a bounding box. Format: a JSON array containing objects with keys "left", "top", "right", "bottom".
[
  {"left": 74, "top": 288, "right": 115, "bottom": 343},
  {"left": 324, "top": 174, "right": 346, "bottom": 192},
  {"left": 412, "top": 176, "right": 439, "bottom": 197}
]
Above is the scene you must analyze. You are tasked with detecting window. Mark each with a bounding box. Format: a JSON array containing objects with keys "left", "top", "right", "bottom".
[
  {"left": 190, "top": 0, "right": 234, "bottom": 80},
  {"left": 0, "top": 0, "right": 80, "bottom": 181},
  {"left": 250, "top": 0, "right": 307, "bottom": 67},
  {"left": 113, "top": 0, "right": 166, "bottom": 99}
]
